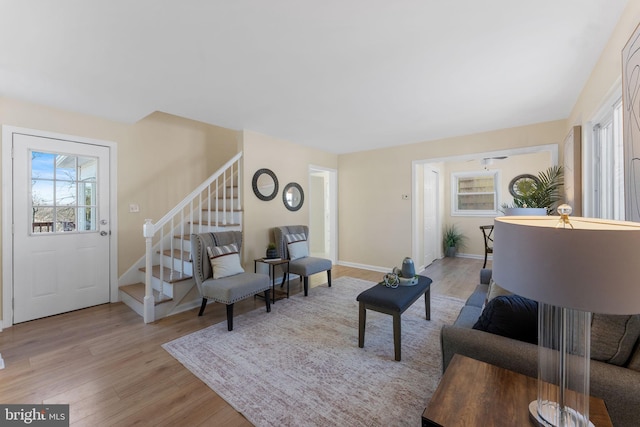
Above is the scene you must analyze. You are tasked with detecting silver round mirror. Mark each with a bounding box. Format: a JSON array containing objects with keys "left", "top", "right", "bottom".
[
  {"left": 252, "top": 168, "right": 278, "bottom": 201},
  {"left": 283, "top": 182, "right": 304, "bottom": 211}
]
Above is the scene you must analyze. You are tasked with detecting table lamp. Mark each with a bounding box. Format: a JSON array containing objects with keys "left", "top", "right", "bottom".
[{"left": 493, "top": 208, "right": 640, "bottom": 426}]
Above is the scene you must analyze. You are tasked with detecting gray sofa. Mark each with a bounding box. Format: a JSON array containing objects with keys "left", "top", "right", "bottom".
[{"left": 441, "top": 269, "right": 640, "bottom": 427}]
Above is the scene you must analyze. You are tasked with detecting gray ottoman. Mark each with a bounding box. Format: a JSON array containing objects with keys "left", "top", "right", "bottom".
[{"left": 356, "top": 275, "right": 432, "bottom": 361}]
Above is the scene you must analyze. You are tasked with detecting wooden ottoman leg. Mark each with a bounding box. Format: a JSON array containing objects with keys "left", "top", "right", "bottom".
[
  {"left": 393, "top": 312, "right": 401, "bottom": 361},
  {"left": 358, "top": 302, "right": 366, "bottom": 348}
]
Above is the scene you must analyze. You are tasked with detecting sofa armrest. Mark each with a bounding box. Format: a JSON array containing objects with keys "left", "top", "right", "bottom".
[
  {"left": 590, "top": 360, "right": 640, "bottom": 427},
  {"left": 480, "top": 268, "right": 492, "bottom": 285}
]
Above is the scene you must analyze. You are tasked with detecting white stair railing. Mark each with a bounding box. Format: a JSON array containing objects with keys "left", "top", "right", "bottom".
[{"left": 142, "top": 152, "right": 242, "bottom": 323}]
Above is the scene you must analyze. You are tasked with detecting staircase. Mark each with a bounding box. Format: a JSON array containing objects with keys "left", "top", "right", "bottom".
[{"left": 118, "top": 152, "right": 243, "bottom": 323}]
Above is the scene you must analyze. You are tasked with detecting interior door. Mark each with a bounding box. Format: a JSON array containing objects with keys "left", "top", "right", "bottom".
[
  {"left": 424, "top": 166, "right": 439, "bottom": 266},
  {"left": 12, "top": 133, "right": 111, "bottom": 323}
]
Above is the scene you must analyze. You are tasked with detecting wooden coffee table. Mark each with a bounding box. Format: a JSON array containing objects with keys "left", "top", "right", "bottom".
[{"left": 422, "top": 354, "right": 613, "bottom": 427}]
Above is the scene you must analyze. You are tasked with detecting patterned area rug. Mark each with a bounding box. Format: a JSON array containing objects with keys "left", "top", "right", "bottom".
[{"left": 162, "top": 276, "right": 464, "bottom": 427}]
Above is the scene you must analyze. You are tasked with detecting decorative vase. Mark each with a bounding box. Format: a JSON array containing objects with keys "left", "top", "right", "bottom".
[
  {"left": 445, "top": 247, "right": 457, "bottom": 257},
  {"left": 401, "top": 257, "right": 415, "bottom": 277}
]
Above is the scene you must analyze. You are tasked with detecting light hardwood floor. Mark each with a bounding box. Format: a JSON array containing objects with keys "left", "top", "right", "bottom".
[{"left": 0, "top": 257, "right": 485, "bottom": 426}]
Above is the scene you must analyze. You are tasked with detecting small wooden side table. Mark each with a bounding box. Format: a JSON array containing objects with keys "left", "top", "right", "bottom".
[
  {"left": 422, "top": 354, "right": 613, "bottom": 427},
  {"left": 254, "top": 258, "right": 290, "bottom": 303}
]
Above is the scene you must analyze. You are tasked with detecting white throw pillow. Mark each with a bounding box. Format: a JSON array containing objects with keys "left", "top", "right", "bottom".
[
  {"left": 207, "top": 244, "right": 244, "bottom": 279},
  {"left": 288, "top": 241, "right": 309, "bottom": 260},
  {"left": 285, "top": 233, "right": 309, "bottom": 260},
  {"left": 487, "top": 278, "right": 512, "bottom": 302}
]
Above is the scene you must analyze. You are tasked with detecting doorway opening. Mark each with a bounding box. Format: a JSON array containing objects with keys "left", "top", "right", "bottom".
[
  {"left": 411, "top": 144, "right": 558, "bottom": 271},
  {"left": 308, "top": 166, "right": 337, "bottom": 263}
]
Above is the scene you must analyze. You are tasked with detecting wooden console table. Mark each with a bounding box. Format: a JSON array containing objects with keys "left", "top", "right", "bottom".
[{"left": 422, "top": 354, "right": 612, "bottom": 427}]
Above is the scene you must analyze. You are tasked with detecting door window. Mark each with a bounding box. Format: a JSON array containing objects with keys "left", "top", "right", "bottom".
[{"left": 31, "top": 151, "right": 98, "bottom": 234}]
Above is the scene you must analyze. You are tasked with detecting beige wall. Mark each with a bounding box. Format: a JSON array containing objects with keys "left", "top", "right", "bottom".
[
  {"left": 241, "top": 130, "right": 338, "bottom": 270},
  {"left": 338, "top": 120, "right": 566, "bottom": 271},
  {"left": 0, "top": 98, "right": 239, "bottom": 321}
]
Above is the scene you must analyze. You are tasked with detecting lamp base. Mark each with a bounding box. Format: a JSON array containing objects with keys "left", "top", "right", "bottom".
[{"left": 529, "top": 401, "right": 594, "bottom": 427}]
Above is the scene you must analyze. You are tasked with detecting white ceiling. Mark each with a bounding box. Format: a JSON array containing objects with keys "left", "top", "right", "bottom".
[{"left": 0, "top": 1, "right": 629, "bottom": 154}]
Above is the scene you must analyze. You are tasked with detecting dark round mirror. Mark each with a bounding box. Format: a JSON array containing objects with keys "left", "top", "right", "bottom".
[
  {"left": 252, "top": 169, "right": 278, "bottom": 201},
  {"left": 508, "top": 174, "right": 539, "bottom": 198},
  {"left": 283, "top": 182, "right": 304, "bottom": 211}
]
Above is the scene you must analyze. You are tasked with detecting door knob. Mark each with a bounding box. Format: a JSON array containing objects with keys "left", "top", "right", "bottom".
[{"left": 100, "top": 231, "right": 108, "bottom": 236}]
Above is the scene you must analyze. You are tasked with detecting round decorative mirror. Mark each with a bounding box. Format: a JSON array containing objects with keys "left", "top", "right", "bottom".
[
  {"left": 283, "top": 182, "right": 304, "bottom": 211},
  {"left": 508, "top": 174, "right": 539, "bottom": 198},
  {"left": 252, "top": 168, "right": 279, "bottom": 201}
]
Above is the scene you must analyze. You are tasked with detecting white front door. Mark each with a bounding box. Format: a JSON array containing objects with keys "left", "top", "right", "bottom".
[{"left": 11, "top": 132, "right": 111, "bottom": 323}]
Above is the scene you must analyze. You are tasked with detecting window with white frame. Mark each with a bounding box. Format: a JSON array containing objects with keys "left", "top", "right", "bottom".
[
  {"left": 590, "top": 96, "right": 624, "bottom": 220},
  {"left": 452, "top": 171, "right": 499, "bottom": 215}
]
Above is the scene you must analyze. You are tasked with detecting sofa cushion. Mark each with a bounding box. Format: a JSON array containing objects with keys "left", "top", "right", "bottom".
[
  {"left": 627, "top": 343, "right": 640, "bottom": 372},
  {"left": 591, "top": 314, "right": 640, "bottom": 366},
  {"left": 472, "top": 295, "right": 538, "bottom": 344},
  {"left": 454, "top": 305, "right": 483, "bottom": 328},
  {"left": 465, "top": 285, "right": 488, "bottom": 308}
]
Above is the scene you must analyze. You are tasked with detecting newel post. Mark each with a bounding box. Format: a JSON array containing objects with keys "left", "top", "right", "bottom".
[{"left": 143, "top": 219, "right": 155, "bottom": 324}]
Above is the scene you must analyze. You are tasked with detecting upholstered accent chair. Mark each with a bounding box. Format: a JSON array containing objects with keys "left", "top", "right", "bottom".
[
  {"left": 273, "top": 225, "right": 332, "bottom": 296},
  {"left": 191, "top": 230, "right": 271, "bottom": 331}
]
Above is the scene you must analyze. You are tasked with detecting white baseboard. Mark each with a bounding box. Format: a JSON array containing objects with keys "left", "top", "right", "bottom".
[
  {"left": 336, "top": 260, "right": 390, "bottom": 273},
  {"left": 338, "top": 254, "right": 487, "bottom": 276},
  {"left": 455, "top": 253, "right": 486, "bottom": 261}
]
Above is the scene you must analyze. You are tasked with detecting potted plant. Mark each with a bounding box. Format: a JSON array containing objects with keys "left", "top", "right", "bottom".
[
  {"left": 443, "top": 224, "right": 466, "bottom": 257},
  {"left": 502, "top": 165, "right": 564, "bottom": 215},
  {"left": 265, "top": 242, "right": 278, "bottom": 259}
]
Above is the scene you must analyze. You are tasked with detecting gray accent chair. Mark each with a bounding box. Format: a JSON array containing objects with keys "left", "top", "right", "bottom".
[
  {"left": 273, "top": 225, "right": 332, "bottom": 296},
  {"left": 191, "top": 231, "right": 271, "bottom": 331}
]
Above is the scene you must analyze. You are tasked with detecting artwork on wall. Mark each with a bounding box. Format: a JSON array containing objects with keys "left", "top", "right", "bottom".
[
  {"left": 563, "top": 126, "right": 582, "bottom": 217},
  {"left": 623, "top": 22, "right": 640, "bottom": 222}
]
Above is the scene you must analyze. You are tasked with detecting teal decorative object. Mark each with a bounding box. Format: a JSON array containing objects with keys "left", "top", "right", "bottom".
[{"left": 401, "top": 257, "right": 415, "bottom": 278}]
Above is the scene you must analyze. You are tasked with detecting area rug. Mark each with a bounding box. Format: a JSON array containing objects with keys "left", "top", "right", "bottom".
[{"left": 162, "top": 276, "right": 464, "bottom": 427}]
